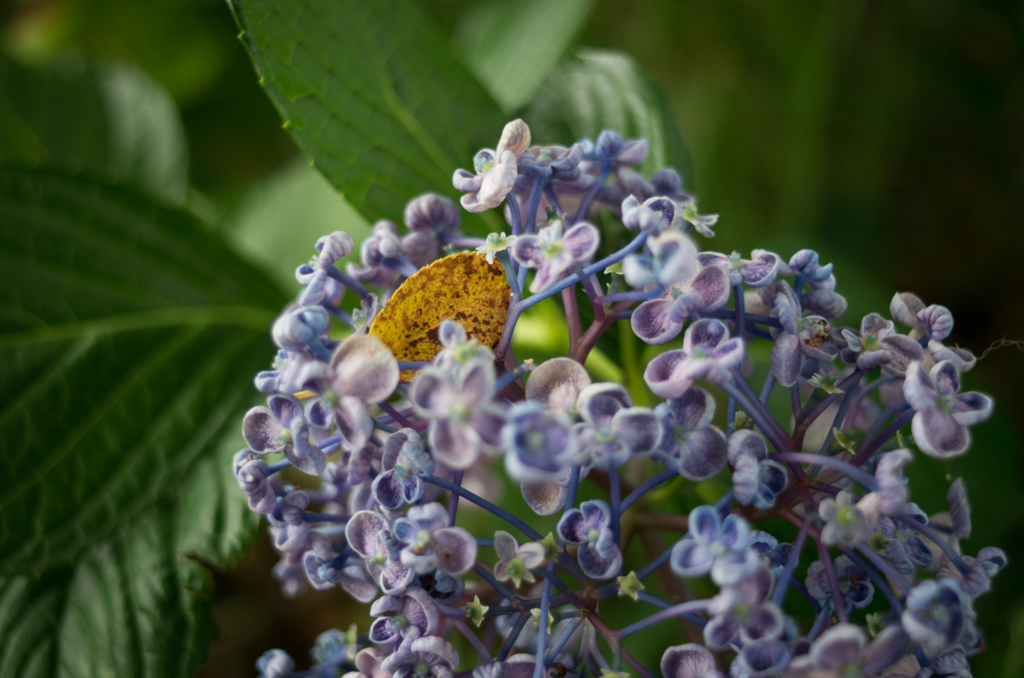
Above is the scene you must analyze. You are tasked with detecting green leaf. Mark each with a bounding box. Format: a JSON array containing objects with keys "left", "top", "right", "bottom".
[
  {"left": 524, "top": 47, "right": 692, "bottom": 183},
  {"left": 222, "top": 159, "right": 372, "bottom": 291},
  {"left": 454, "top": 0, "right": 596, "bottom": 112},
  {"left": 0, "top": 53, "right": 189, "bottom": 204},
  {"left": 227, "top": 0, "right": 507, "bottom": 235},
  {"left": 0, "top": 167, "right": 286, "bottom": 575}
]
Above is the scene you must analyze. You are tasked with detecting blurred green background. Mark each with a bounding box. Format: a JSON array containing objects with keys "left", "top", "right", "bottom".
[{"left": 2, "top": 0, "right": 1021, "bottom": 676}]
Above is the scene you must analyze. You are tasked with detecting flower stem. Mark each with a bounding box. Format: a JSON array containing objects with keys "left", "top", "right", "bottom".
[
  {"left": 614, "top": 600, "right": 709, "bottom": 639},
  {"left": 771, "top": 513, "right": 811, "bottom": 605},
  {"left": 815, "top": 538, "right": 849, "bottom": 624},
  {"left": 620, "top": 469, "right": 678, "bottom": 512},
  {"left": 772, "top": 452, "right": 878, "bottom": 490}
]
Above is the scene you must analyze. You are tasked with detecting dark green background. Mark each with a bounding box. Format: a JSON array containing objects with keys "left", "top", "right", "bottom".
[{"left": 2, "top": 0, "right": 1020, "bottom": 676}]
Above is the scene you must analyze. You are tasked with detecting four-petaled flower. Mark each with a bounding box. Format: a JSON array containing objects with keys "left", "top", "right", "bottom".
[
  {"left": 493, "top": 530, "right": 546, "bottom": 588},
  {"left": 557, "top": 500, "right": 623, "bottom": 579},
  {"left": 371, "top": 428, "right": 435, "bottom": 511},
  {"left": 769, "top": 280, "right": 839, "bottom": 387},
  {"left": 368, "top": 586, "right": 439, "bottom": 645},
  {"left": 652, "top": 387, "right": 728, "bottom": 480},
  {"left": 806, "top": 555, "right": 875, "bottom": 614},
  {"left": 819, "top": 490, "right": 879, "bottom": 545},
  {"left": 410, "top": 358, "right": 507, "bottom": 469},
  {"left": 704, "top": 566, "right": 786, "bottom": 649},
  {"left": 502, "top": 401, "right": 576, "bottom": 482},
  {"left": 392, "top": 502, "right": 477, "bottom": 575},
  {"left": 510, "top": 218, "right": 600, "bottom": 293},
  {"left": 728, "top": 430, "right": 788, "bottom": 510},
  {"left": 786, "top": 624, "right": 911, "bottom": 678},
  {"left": 454, "top": 119, "right": 531, "bottom": 212},
  {"left": 698, "top": 250, "right": 780, "bottom": 288},
  {"left": 631, "top": 261, "right": 731, "bottom": 345},
  {"left": 904, "top": 360, "right": 993, "bottom": 458},
  {"left": 837, "top": 312, "right": 924, "bottom": 376},
  {"left": 901, "top": 579, "right": 970, "bottom": 654},
  {"left": 877, "top": 503, "right": 935, "bottom": 575},
  {"left": 644, "top": 319, "right": 745, "bottom": 398},
  {"left": 346, "top": 511, "right": 415, "bottom": 595},
  {"left": 660, "top": 644, "right": 725, "bottom": 678},
  {"left": 670, "top": 505, "right": 756, "bottom": 585},
  {"left": 573, "top": 383, "right": 663, "bottom": 469},
  {"left": 243, "top": 394, "right": 326, "bottom": 475}
]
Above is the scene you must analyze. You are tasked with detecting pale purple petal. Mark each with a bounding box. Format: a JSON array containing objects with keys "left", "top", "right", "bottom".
[
  {"left": 562, "top": 222, "right": 600, "bottom": 262},
  {"left": 557, "top": 509, "right": 591, "bottom": 543},
  {"left": 690, "top": 505, "right": 721, "bottom": 544},
  {"left": 525, "top": 357, "right": 591, "bottom": 413},
  {"left": 771, "top": 333, "right": 803, "bottom": 387},
  {"left": 661, "top": 644, "right": 719, "bottom": 678},
  {"left": 578, "top": 543, "right": 621, "bottom": 579},
  {"left": 643, "top": 349, "right": 690, "bottom": 398},
  {"left": 741, "top": 252, "right": 780, "bottom": 287},
  {"left": 671, "top": 538, "right": 713, "bottom": 577},
  {"left": 879, "top": 334, "right": 925, "bottom": 377},
  {"left": 861, "top": 625, "right": 912, "bottom": 672},
  {"left": 430, "top": 419, "right": 481, "bottom": 469},
  {"left": 632, "top": 298, "right": 684, "bottom": 345},
  {"left": 510, "top": 235, "right": 544, "bottom": 268},
  {"left": 410, "top": 369, "right": 456, "bottom": 418},
  {"left": 931, "top": 360, "right": 961, "bottom": 397},
  {"left": 522, "top": 481, "right": 567, "bottom": 515},
  {"left": 331, "top": 335, "right": 399, "bottom": 403},
  {"left": 913, "top": 409, "right": 970, "bottom": 458},
  {"left": 614, "top": 407, "right": 663, "bottom": 456},
  {"left": 739, "top": 604, "right": 784, "bottom": 645},
  {"left": 727, "top": 429, "right": 768, "bottom": 464},
  {"left": 346, "top": 511, "right": 387, "bottom": 558},
  {"left": 703, "top": 614, "right": 740, "bottom": 649},
  {"left": 810, "top": 624, "right": 866, "bottom": 670},
  {"left": 683, "top": 318, "right": 729, "bottom": 353},
  {"left": 903, "top": 362, "right": 937, "bottom": 411},
  {"left": 433, "top": 527, "right": 477, "bottom": 575},
  {"left": 677, "top": 427, "right": 728, "bottom": 481}
]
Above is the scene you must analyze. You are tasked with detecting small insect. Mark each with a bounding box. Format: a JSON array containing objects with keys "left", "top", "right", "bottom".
[{"left": 803, "top": 317, "right": 832, "bottom": 348}]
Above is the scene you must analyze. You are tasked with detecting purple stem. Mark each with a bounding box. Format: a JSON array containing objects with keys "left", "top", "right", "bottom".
[
  {"left": 450, "top": 617, "right": 492, "bottom": 664},
  {"left": 815, "top": 539, "right": 849, "bottom": 623},
  {"left": 772, "top": 452, "right": 878, "bottom": 490},
  {"left": 570, "top": 164, "right": 609, "bottom": 226},
  {"left": 507, "top": 193, "right": 523, "bottom": 238},
  {"left": 325, "top": 267, "right": 370, "bottom": 298},
  {"left": 853, "top": 541, "right": 914, "bottom": 594},
  {"left": 447, "top": 470, "right": 464, "bottom": 526},
  {"left": 850, "top": 407, "right": 915, "bottom": 467},
  {"left": 498, "top": 611, "right": 530, "bottom": 661},
  {"left": 771, "top": 514, "right": 811, "bottom": 605},
  {"left": 892, "top": 513, "right": 971, "bottom": 575},
  {"left": 609, "top": 466, "right": 622, "bottom": 550},
  {"left": 614, "top": 600, "right": 709, "bottom": 638},
  {"left": 378, "top": 400, "right": 416, "bottom": 429}
]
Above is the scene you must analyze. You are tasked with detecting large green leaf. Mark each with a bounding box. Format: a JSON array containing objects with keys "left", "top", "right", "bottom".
[
  {"left": 454, "top": 0, "right": 596, "bottom": 113},
  {"left": 0, "top": 167, "right": 285, "bottom": 575},
  {"left": 0, "top": 54, "right": 189, "bottom": 205},
  {"left": 0, "top": 427, "right": 260, "bottom": 678},
  {"left": 524, "top": 47, "right": 692, "bottom": 183},
  {"left": 227, "top": 0, "right": 507, "bottom": 235}
]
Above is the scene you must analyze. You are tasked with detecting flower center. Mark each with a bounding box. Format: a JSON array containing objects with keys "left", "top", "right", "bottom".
[
  {"left": 506, "top": 557, "right": 525, "bottom": 578},
  {"left": 595, "top": 426, "right": 617, "bottom": 444},
  {"left": 451, "top": 402, "right": 470, "bottom": 423},
  {"left": 526, "top": 430, "right": 546, "bottom": 451},
  {"left": 274, "top": 428, "right": 293, "bottom": 446},
  {"left": 672, "top": 425, "right": 690, "bottom": 446},
  {"left": 836, "top": 506, "right": 858, "bottom": 528},
  {"left": 413, "top": 529, "right": 433, "bottom": 554},
  {"left": 395, "top": 463, "right": 411, "bottom": 480},
  {"left": 937, "top": 394, "right": 955, "bottom": 413},
  {"left": 587, "top": 528, "right": 601, "bottom": 547},
  {"left": 709, "top": 540, "right": 727, "bottom": 558},
  {"left": 390, "top": 614, "right": 408, "bottom": 632},
  {"left": 861, "top": 332, "right": 880, "bottom": 350},
  {"left": 727, "top": 251, "right": 745, "bottom": 269},
  {"left": 541, "top": 240, "right": 563, "bottom": 259}
]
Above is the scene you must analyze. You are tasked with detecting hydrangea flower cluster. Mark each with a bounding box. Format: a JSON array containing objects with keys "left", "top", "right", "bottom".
[{"left": 235, "top": 120, "right": 1003, "bottom": 678}]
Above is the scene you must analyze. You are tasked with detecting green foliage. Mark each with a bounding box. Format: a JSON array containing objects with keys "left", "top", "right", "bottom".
[
  {"left": 524, "top": 47, "right": 692, "bottom": 183},
  {"left": 0, "top": 168, "right": 285, "bottom": 575},
  {"left": 222, "top": 159, "right": 371, "bottom": 290},
  {"left": 227, "top": 0, "right": 507, "bottom": 235},
  {"left": 0, "top": 428, "right": 257, "bottom": 678},
  {"left": 454, "top": 0, "right": 595, "bottom": 112},
  {"left": 0, "top": 54, "right": 188, "bottom": 205}
]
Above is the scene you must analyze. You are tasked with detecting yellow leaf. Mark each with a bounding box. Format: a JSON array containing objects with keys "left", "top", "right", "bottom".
[{"left": 370, "top": 252, "right": 510, "bottom": 381}]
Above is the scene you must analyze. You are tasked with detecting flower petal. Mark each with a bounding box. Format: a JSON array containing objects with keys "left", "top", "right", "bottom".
[
  {"left": 913, "top": 409, "right": 970, "bottom": 458},
  {"left": 525, "top": 357, "right": 591, "bottom": 413}
]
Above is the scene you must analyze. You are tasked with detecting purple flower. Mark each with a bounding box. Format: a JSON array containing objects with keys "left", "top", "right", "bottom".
[
  {"left": 649, "top": 168, "right": 695, "bottom": 205},
  {"left": 927, "top": 338, "right": 977, "bottom": 373},
  {"left": 670, "top": 505, "right": 756, "bottom": 585},
  {"left": 295, "top": 334, "right": 401, "bottom": 450},
  {"left": 890, "top": 292, "right": 954, "bottom": 342},
  {"left": 623, "top": 230, "right": 699, "bottom": 287},
  {"left": 749, "top": 531, "right": 791, "bottom": 581},
  {"left": 643, "top": 318, "right": 745, "bottom": 398},
  {"left": 493, "top": 530, "right": 546, "bottom": 588},
  {"left": 704, "top": 566, "right": 785, "bottom": 649},
  {"left": 347, "top": 220, "right": 402, "bottom": 288},
  {"left": 876, "top": 449, "right": 913, "bottom": 515},
  {"left": 502, "top": 402, "right": 576, "bottom": 482},
  {"left": 272, "top": 550, "right": 306, "bottom": 598},
  {"left": 294, "top": 231, "right": 354, "bottom": 305},
  {"left": 400, "top": 193, "right": 460, "bottom": 268},
  {"left": 510, "top": 218, "right": 600, "bottom": 293},
  {"left": 392, "top": 502, "right": 477, "bottom": 575},
  {"left": 573, "top": 383, "right": 662, "bottom": 468},
  {"left": 368, "top": 586, "right": 439, "bottom": 644},
  {"left": 243, "top": 394, "right": 326, "bottom": 475},
  {"left": 806, "top": 555, "right": 875, "bottom": 613},
  {"left": 621, "top": 194, "right": 682, "bottom": 235},
  {"left": 454, "top": 119, "right": 530, "bottom": 213},
  {"left": 660, "top": 644, "right": 724, "bottom": 678},
  {"left": 233, "top": 450, "right": 277, "bottom": 514},
  {"left": 786, "top": 624, "right": 911, "bottom": 678},
  {"left": 630, "top": 264, "right": 731, "bottom": 345},
  {"left": 302, "top": 532, "right": 378, "bottom": 601},
  {"left": 371, "top": 428, "right": 435, "bottom": 511},
  {"left": 937, "top": 547, "right": 1007, "bottom": 599},
  {"left": 730, "top": 641, "right": 790, "bottom": 678},
  {"left": 727, "top": 430, "right": 787, "bottom": 510},
  {"left": 557, "top": 500, "right": 623, "bottom": 579},
  {"left": 380, "top": 636, "right": 459, "bottom": 678},
  {"left": 904, "top": 360, "right": 993, "bottom": 458},
  {"left": 432, "top": 319, "right": 493, "bottom": 371},
  {"left": 680, "top": 202, "right": 719, "bottom": 238},
  {"left": 346, "top": 511, "right": 415, "bottom": 595},
  {"left": 768, "top": 280, "right": 839, "bottom": 387},
  {"left": 838, "top": 312, "right": 924, "bottom": 376},
  {"left": 342, "top": 647, "right": 388, "bottom": 678},
  {"left": 697, "top": 250, "right": 781, "bottom": 288},
  {"left": 819, "top": 490, "right": 879, "bottom": 546},
  {"left": 902, "top": 579, "right": 971, "bottom": 654},
  {"left": 581, "top": 130, "right": 648, "bottom": 167},
  {"left": 410, "top": 358, "right": 507, "bottom": 469},
  {"left": 879, "top": 503, "right": 935, "bottom": 575},
  {"left": 256, "top": 649, "right": 294, "bottom": 678},
  {"left": 272, "top": 305, "right": 330, "bottom": 354},
  {"left": 524, "top": 356, "right": 592, "bottom": 415},
  {"left": 274, "top": 490, "right": 310, "bottom": 552},
  {"left": 652, "top": 387, "right": 728, "bottom": 480},
  {"left": 517, "top": 143, "right": 583, "bottom": 181}
]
